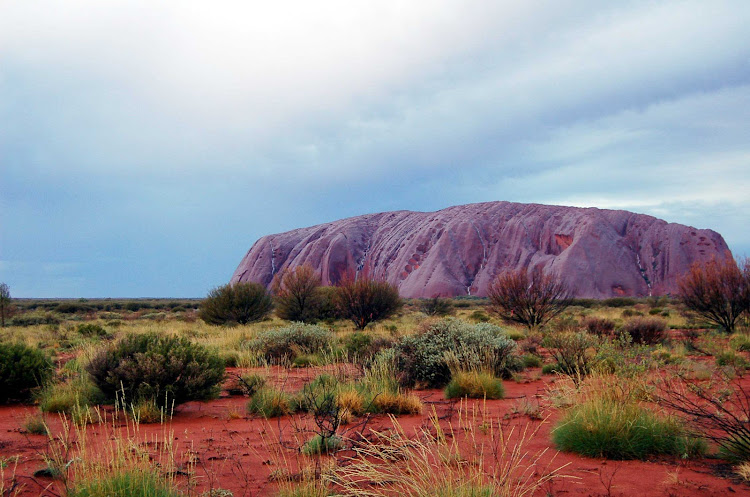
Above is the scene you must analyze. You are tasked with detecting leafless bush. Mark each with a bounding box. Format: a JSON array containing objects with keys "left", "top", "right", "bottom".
[
  {"left": 487, "top": 267, "right": 573, "bottom": 329},
  {"left": 678, "top": 257, "right": 750, "bottom": 333}
]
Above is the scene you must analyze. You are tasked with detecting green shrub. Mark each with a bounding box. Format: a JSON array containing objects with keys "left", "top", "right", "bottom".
[
  {"left": 419, "top": 297, "right": 454, "bottom": 316},
  {"left": 469, "top": 310, "right": 490, "bottom": 323},
  {"left": 302, "top": 434, "right": 343, "bottom": 455},
  {"left": 199, "top": 282, "right": 273, "bottom": 325},
  {"left": 24, "top": 414, "right": 48, "bottom": 435},
  {"left": 9, "top": 311, "right": 61, "bottom": 326},
  {"left": 55, "top": 302, "right": 90, "bottom": 314},
  {"left": 716, "top": 351, "right": 750, "bottom": 370},
  {"left": 522, "top": 354, "right": 542, "bottom": 368},
  {"left": 226, "top": 373, "right": 266, "bottom": 396},
  {"left": 730, "top": 334, "right": 750, "bottom": 352},
  {"left": 248, "top": 323, "right": 333, "bottom": 363},
  {"left": 542, "top": 363, "right": 561, "bottom": 375},
  {"left": 603, "top": 298, "right": 637, "bottom": 308},
  {"left": 86, "top": 332, "right": 225, "bottom": 407},
  {"left": 553, "top": 399, "right": 702, "bottom": 460},
  {"left": 543, "top": 332, "right": 597, "bottom": 377},
  {"left": 247, "top": 387, "right": 294, "bottom": 418},
  {"left": 273, "top": 265, "right": 324, "bottom": 323},
  {"left": 444, "top": 371, "right": 504, "bottom": 399},
  {"left": 343, "top": 332, "right": 394, "bottom": 363},
  {"left": 620, "top": 317, "right": 667, "bottom": 345},
  {"left": 394, "top": 318, "right": 517, "bottom": 388},
  {"left": 76, "top": 323, "right": 107, "bottom": 337},
  {"left": 0, "top": 342, "right": 54, "bottom": 402},
  {"left": 67, "top": 471, "right": 180, "bottom": 497}
]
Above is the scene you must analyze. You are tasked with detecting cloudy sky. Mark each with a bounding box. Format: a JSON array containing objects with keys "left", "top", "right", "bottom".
[{"left": 1, "top": 0, "right": 749, "bottom": 297}]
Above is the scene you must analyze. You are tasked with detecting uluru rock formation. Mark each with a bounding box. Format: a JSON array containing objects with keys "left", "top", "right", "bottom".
[{"left": 230, "top": 201, "right": 732, "bottom": 298}]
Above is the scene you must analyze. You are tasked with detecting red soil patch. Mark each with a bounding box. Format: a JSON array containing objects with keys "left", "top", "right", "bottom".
[{"left": 1, "top": 367, "right": 748, "bottom": 497}]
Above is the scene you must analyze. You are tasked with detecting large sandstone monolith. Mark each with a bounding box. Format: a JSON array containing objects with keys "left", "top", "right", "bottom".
[{"left": 231, "top": 201, "right": 731, "bottom": 298}]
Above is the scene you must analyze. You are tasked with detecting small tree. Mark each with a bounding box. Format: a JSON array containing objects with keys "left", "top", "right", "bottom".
[
  {"left": 199, "top": 282, "right": 273, "bottom": 325},
  {"left": 487, "top": 267, "right": 573, "bottom": 330},
  {"left": 678, "top": 257, "right": 750, "bottom": 334},
  {"left": 272, "top": 265, "right": 322, "bottom": 323},
  {"left": 335, "top": 274, "right": 402, "bottom": 329},
  {"left": 0, "top": 283, "right": 10, "bottom": 327}
]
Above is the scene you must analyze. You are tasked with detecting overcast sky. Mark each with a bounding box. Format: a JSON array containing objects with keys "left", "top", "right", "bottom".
[{"left": 1, "top": 0, "right": 749, "bottom": 297}]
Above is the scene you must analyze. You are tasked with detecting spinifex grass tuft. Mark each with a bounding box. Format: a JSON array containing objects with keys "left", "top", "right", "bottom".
[
  {"left": 552, "top": 397, "right": 702, "bottom": 460},
  {"left": 334, "top": 404, "right": 568, "bottom": 497},
  {"left": 444, "top": 371, "right": 505, "bottom": 400}
]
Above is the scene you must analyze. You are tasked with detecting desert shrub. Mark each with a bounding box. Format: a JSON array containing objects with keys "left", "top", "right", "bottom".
[
  {"left": 553, "top": 398, "right": 701, "bottom": 460},
  {"left": 582, "top": 316, "right": 616, "bottom": 337},
  {"left": 394, "top": 318, "right": 517, "bottom": 388},
  {"left": 247, "top": 387, "right": 294, "bottom": 418},
  {"left": 0, "top": 342, "right": 54, "bottom": 402},
  {"left": 226, "top": 373, "right": 266, "bottom": 396},
  {"left": 542, "top": 363, "right": 561, "bottom": 375},
  {"left": 24, "top": 414, "right": 48, "bottom": 435},
  {"left": 731, "top": 333, "right": 750, "bottom": 352},
  {"left": 550, "top": 314, "right": 579, "bottom": 333},
  {"left": 315, "top": 286, "right": 341, "bottom": 322},
  {"left": 199, "top": 282, "right": 273, "bottom": 325},
  {"left": 272, "top": 265, "right": 324, "bottom": 323},
  {"left": 487, "top": 267, "right": 573, "bottom": 329},
  {"left": 248, "top": 323, "right": 333, "bottom": 362},
  {"left": 444, "top": 371, "right": 504, "bottom": 400},
  {"left": 620, "top": 317, "right": 667, "bottom": 345},
  {"left": 335, "top": 275, "right": 402, "bottom": 329},
  {"left": 543, "top": 332, "right": 597, "bottom": 378},
  {"left": 86, "top": 332, "right": 225, "bottom": 407},
  {"left": 9, "top": 311, "right": 61, "bottom": 326},
  {"left": 302, "top": 434, "right": 344, "bottom": 455},
  {"left": 76, "top": 323, "right": 107, "bottom": 337},
  {"left": 679, "top": 257, "right": 750, "bottom": 333},
  {"left": 468, "top": 310, "right": 490, "bottom": 322},
  {"left": 343, "top": 332, "right": 394, "bottom": 363},
  {"left": 522, "top": 354, "right": 542, "bottom": 368},
  {"left": 419, "top": 297, "right": 454, "bottom": 316},
  {"left": 716, "top": 350, "right": 750, "bottom": 370},
  {"left": 67, "top": 471, "right": 180, "bottom": 497},
  {"left": 603, "top": 297, "right": 638, "bottom": 308},
  {"left": 55, "top": 302, "right": 90, "bottom": 314}
]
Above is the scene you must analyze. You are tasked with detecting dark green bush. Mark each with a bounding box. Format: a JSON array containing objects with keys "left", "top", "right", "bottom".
[
  {"left": 247, "top": 323, "right": 333, "bottom": 362},
  {"left": 394, "top": 318, "right": 517, "bottom": 388},
  {"left": 620, "top": 317, "right": 667, "bottom": 345},
  {"left": 603, "top": 298, "right": 638, "bottom": 308},
  {"left": 76, "top": 323, "right": 107, "bottom": 337},
  {"left": 419, "top": 297, "right": 454, "bottom": 316},
  {"left": 199, "top": 282, "right": 273, "bottom": 325},
  {"left": 55, "top": 302, "right": 90, "bottom": 314},
  {"left": 0, "top": 342, "right": 54, "bottom": 402},
  {"left": 86, "top": 332, "right": 225, "bottom": 407},
  {"left": 344, "top": 332, "right": 394, "bottom": 363},
  {"left": 9, "top": 311, "right": 61, "bottom": 326}
]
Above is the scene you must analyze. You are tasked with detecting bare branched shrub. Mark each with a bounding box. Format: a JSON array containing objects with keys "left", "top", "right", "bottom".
[
  {"left": 272, "top": 265, "right": 323, "bottom": 323},
  {"left": 487, "top": 267, "right": 573, "bottom": 330},
  {"left": 658, "top": 372, "right": 750, "bottom": 462},
  {"left": 543, "top": 332, "right": 597, "bottom": 380},
  {"left": 418, "top": 297, "right": 454, "bottom": 316},
  {"left": 678, "top": 257, "right": 750, "bottom": 333},
  {"left": 335, "top": 275, "right": 402, "bottom": 330}
]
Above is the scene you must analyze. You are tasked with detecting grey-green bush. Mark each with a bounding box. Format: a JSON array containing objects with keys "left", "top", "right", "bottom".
[
  {"left": 247, "top": 322, "right": 333, "bottom": 362},
  {"left": 394, "top": 318, "right": 517, "bottom": 388}
]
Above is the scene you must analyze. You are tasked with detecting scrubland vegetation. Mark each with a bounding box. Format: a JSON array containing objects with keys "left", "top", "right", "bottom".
[{"left": 0, "top": 262, "right": 749, "bottom": 496}]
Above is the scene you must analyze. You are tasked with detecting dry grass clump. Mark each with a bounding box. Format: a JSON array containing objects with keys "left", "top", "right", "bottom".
[
  {"left": 444, "top": 371, "right": 504, "bottom": 400},
  {"left": 334, "top": 408, "right": 566, "bottom": 497}
]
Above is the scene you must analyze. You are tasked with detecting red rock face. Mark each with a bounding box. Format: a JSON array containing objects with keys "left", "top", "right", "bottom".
[{"left": 230, "top": 201, "right": 732, "bottom": 298}]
